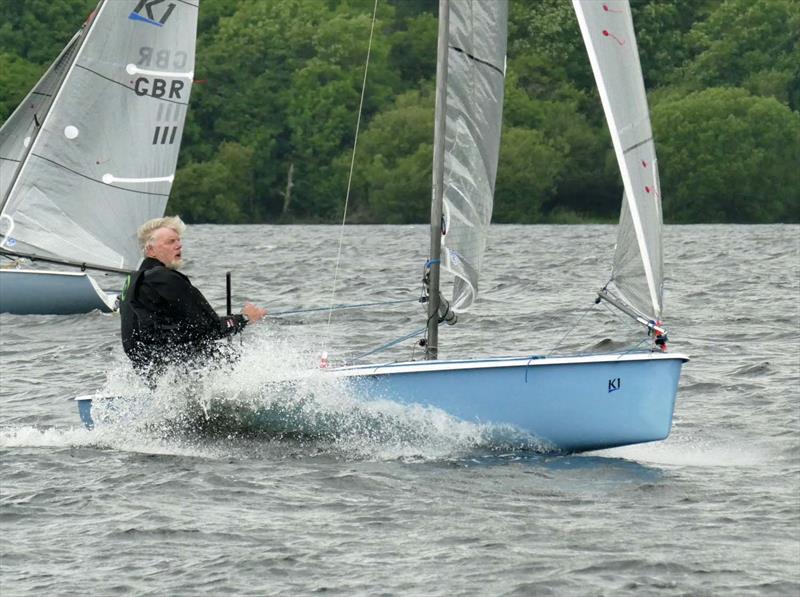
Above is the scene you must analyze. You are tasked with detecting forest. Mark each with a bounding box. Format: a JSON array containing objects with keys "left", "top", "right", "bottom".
[{"left": 0, "top": 0, "right": 798, "bottom": 224}]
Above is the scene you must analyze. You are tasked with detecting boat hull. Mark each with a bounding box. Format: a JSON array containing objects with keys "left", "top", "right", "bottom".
[
  {"left": 0, "top": 269, "right": 117, "bottom": 314},
  {"left": 333, "top": 352, "right": 686, "bottom": 452},
  {"left": 75, "top": 351, "right": 686, "bottom": 453}
]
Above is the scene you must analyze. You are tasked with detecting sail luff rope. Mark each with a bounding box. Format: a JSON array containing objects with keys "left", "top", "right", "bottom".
[{"left": 323, "top": 0, "right": 379, "bottom": 342}]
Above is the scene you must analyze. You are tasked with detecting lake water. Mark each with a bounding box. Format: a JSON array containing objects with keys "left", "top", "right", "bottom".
[{"left": 1, "top": 224, "right": 798, "bottom": 595}]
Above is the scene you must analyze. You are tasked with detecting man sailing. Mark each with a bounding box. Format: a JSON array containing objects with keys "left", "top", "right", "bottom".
[{"left": 120, "top": 216, "right": 267, "bottom": 376}]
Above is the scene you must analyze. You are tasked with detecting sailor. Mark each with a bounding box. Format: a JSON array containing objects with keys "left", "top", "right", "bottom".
[{"left": 119, "top": 216, "right": 267, "bottom": 376}]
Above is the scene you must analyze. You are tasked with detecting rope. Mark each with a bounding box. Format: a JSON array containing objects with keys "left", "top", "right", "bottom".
[
  {"left": 348, "top": 326, "right": 427, "bottom": 363},
  {"left": 324, "top": 0, "right": 379, "bottom": 335},
  {"left": 270, "top": 297, "right": 418, "bottom": 318}
]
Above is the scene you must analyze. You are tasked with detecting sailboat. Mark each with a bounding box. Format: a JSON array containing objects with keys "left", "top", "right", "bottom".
[
  {"left": 328, "top": 0, "right": 687, "bottom": 452},
  {"left": 77, "top": 0, "right": 686, "bottom": 453},
  {"left": 0, "top": 0, "right": 198, "bottom": 314}
]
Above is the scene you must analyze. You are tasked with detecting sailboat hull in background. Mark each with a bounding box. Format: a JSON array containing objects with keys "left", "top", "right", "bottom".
[
  {"left": 0, "top": 269, "right": 117, "bottom": 314},
  {"left": 336, "top": 352, "right": 687, "bottom": 452}
]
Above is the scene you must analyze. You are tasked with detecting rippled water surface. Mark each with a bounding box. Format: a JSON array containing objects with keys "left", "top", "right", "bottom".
[{"left": 1, "top": 224, "right": 798, "bottom": 595}]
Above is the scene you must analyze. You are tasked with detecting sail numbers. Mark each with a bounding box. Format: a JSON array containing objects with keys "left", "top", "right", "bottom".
[
  {"left": 129, "top": 0, "right": 176, "bottom": 27},
  {"left": 137, "top": 47, "right": 188, "bottom": 70},
  {"left": 152, "top": 126, "right": 178, "bottom": 145},
  {"left": 133, "top": 77, "right": 184, "bottom": 99}
]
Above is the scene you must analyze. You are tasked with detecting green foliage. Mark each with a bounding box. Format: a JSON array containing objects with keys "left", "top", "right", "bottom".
[
  {"left": 169, "top": 142, "right": 255, "bottom": 224},
  {"left": 508, "top": 0, "right": 591, "bottom": 92},
  {"left": 2, "top": 0, "right": 798, "bottom": 224},
  {"left": 675, "top": 0, "right": 800, "bottom": 110},
  {"left": 344, "top": 90, "right": 434, "bottom": 223},
  {"left": 631, "top": 0, "right": 716, "bottom": 89},
  {"left": 387, "top": 12, "right": 437, "bottom": 86},
  {"left": 653, "top": 88, "right": 800, "bottom": 222},
  {"left": 0, "top": 0, "right": 94, "bottom": 62},
  {"left": 494, "top": 127, "right": 565, "bottom": 223},
  {"left": 0, "top": 53, "right": 42, "bottom": 119}
]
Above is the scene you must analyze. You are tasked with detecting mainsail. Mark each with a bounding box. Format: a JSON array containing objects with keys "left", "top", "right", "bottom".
[
  {"left": 0, "top": 0, "right": 198, "bottom": 271},
  {"left": 439, "top": 0, "right": 507, "bottom": 313},
  {"left": 573, "top": 0, "right": 664, "bottom": 322}
]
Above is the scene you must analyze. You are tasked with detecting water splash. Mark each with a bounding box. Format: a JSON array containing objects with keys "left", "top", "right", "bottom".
[
  {"left": 78, "top": 332, "right": 551, "bottom": 461},
  {"left": 0, "top": 424, "right": 96, "bottom": 449},
  {"left": 592, "top": 432, "right": 772, "bottom": 467}
]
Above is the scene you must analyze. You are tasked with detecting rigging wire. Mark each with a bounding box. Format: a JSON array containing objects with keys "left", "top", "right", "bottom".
[
  {"left": 324, "top": 0, "right": 380, "bottom": 340},
  {"left": 546, "top": 294, "right": 659, "bottom": 357},
  {"left": 269, "top": 297, "right": 418, "bottom": 318},
  {"left": 545, "top": 300, "right": 599, "bottom": 357},
  {"left": 347, "top": 326, "right": 428, "bottom": 364}
]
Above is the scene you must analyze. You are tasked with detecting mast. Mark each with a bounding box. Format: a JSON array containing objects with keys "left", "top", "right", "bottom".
[{"left": 426, "top": 0, "right": 450, "bottom": 360}]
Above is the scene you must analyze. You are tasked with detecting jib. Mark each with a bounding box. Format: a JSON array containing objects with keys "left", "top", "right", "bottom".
[{"left": 134, "top": 77, "right": 184, "bottom": 99}]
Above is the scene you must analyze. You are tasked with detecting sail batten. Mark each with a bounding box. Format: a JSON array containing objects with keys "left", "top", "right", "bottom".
[
  {"left": 0, "top": 0, "right": 198, "bottom": 271},
  {"left": 573, "top": 0, "right": 664, "bottom": 321}
]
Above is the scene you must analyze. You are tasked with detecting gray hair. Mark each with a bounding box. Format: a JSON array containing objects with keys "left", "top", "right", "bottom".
[{"left": 137, "top": 216, "right": 186, "bottom": 255}]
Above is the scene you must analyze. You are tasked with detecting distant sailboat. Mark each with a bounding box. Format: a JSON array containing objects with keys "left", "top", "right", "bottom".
[
  {"left": 77, "top": 0, "right": 687, "bottom": 453},
  {"left": 0, "top": 0, "right": 198, "bottom": 314}
]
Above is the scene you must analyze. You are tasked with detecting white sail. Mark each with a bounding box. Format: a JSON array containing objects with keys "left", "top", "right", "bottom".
[
  {"left": 573, "top": 0, "right": 664, "bottom": 321},
  {"left": 439, "top": 0, "right": 507, "bottom": 313},
  {"left": 0, "top": 0, "right": 198, "bottom": 271}
]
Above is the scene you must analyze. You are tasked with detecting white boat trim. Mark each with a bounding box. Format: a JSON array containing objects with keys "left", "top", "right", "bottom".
[
  {"left": 72, "top": 352, "right": 690, "bottom": 401},
  {"left": 332, "top": 351, "right": 689, "bottom": 377}
]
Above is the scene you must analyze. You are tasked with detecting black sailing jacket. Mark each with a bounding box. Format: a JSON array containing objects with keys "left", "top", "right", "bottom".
[{"left": 120, "top": 257, "right": 247, "bottom": 370}]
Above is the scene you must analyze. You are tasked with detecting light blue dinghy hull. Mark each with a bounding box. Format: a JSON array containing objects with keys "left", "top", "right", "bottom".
[
  {"left": 0, "top": 269, "right": 117, "bottom": 314},
  {"left": 77, "top": 396, "right": 96, "bottom": 430},
  {"left": 75, "top": 351, "right": 686, "bottom": 453},
  {"left": 333, "top": 352, "right": 687, "bottom": 452}
]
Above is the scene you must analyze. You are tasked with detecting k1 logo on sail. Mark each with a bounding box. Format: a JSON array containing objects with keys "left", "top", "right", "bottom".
[
  {"left": 129, "top": 0, "right": 176, "bottom": 27},
  {"left": 608, "top": 378, "right": 621, "bottom": 393}
]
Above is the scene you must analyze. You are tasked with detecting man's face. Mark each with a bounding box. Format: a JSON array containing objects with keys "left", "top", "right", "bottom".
[{"left": 146, "top": 227, "right": 183, "bottom": 269}]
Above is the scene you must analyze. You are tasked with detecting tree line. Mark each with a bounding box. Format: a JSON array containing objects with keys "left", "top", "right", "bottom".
[{"left": 1, "top": 0, "right": 798, "bottom": 224}]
